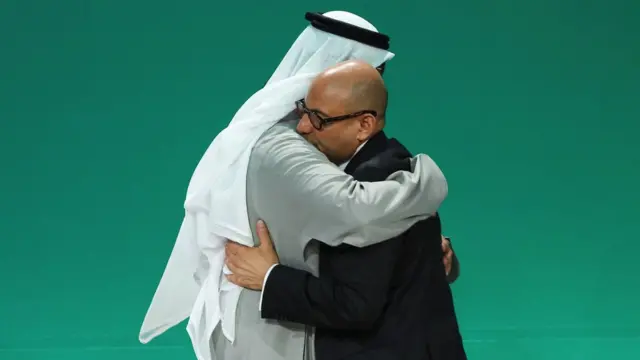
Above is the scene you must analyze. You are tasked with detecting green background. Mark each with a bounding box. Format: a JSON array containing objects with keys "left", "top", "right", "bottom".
[{"left": 1, "top": 1, "right": 638, "bottom": 359}]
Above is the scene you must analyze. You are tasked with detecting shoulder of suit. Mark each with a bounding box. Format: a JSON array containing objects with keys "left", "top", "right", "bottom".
[{"left": 351, "top": 147, "right": 412, "bottom": 182}]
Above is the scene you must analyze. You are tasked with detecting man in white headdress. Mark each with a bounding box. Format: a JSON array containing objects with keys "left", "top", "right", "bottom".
[{"left": 138, "top": 11, "right": 449, "bottom": 360}]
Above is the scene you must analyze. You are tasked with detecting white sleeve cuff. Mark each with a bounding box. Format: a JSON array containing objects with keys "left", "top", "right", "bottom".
[{"left": 258, "top": 264, "right": 279, "bottom": 311}]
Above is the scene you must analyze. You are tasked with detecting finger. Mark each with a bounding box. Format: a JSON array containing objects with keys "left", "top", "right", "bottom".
[
  {"left": 227, "top": 243, "right": 251, "bottom": 258},
  {"left": 225, "top": 257, "right": 239, "bottom": 273},
  {"left": 443, "top": 256, "right": 452, "bottom": 275},
  {"left": 225, "top": 252, "right": 246, "bottom": 271},
  {"left": 444, "top": 250, "right": 453, "bottom": 261},
  {"left": 225, "top": 245, "right": 238, "bottom": 260},
  {"left": 225, "top": 242, "right": 237, "bottom": 253},
  {"left": 226, "top": 274, "right": 252, "bottom": 288},
  {"left": 226, "top": 241, "right": 246, "bottom": 252},
  {"left": 225, "top": 257, "right": 249, "bottom": 276},
  {"left": 226, "top": 274, "right": 242, "bottom": 286},
  {"left": 256, "top": 220, "right": 273, "bottom": 249},
  {"left": 441, "top": 236, "right": 450, "bottom": 251}
]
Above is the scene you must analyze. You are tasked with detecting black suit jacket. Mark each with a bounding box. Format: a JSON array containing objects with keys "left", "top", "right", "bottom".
[{"left": 261, "top": 132, "right": 466, "bottom": 360}]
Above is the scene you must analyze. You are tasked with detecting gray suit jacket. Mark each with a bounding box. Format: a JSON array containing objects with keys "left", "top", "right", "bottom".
[{"left": 211, "top": 119, "right": 448, "bottom": 360}]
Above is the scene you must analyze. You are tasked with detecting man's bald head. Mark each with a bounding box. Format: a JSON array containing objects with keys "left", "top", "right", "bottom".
[
  {"left": 296, "top": 60, "right": 389, "bottom": 164},
  {"left": 311, "top": 60, "right": 388, "bottom": 122}
]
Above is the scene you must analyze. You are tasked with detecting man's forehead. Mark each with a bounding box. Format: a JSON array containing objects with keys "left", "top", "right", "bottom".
[
  {"left": 303, "top": 91, "right": 330, "bottom": 116},
  {"left": 305, "top": 90, "right": 347, "bottom": 117}
]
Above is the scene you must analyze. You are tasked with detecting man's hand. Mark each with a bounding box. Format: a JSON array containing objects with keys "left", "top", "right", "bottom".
[
  {"left": 225, "top": 220, "right": 280, "bottom": 290},
  {"left": 441, "top": 235, "right": 453, "bottom": 276}
]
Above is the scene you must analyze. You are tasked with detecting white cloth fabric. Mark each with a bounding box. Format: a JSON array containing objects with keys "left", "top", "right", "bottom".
[{"left": 138, "top": 11, "right": 395, "bottom": 360}]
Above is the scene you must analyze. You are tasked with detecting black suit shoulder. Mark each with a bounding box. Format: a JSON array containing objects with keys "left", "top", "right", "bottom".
[{"left": 351, "top": 138, "right": 413, "bottom": 181}]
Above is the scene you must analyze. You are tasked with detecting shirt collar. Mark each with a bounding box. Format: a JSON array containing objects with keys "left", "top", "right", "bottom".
[{"left": 338, "top": 140, "right": 369, "bottom": 171}]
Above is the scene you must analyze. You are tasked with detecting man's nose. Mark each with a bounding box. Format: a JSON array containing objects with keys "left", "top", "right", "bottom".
[{"left": 296, "top": 114, "right": 313, "bottom": 134}]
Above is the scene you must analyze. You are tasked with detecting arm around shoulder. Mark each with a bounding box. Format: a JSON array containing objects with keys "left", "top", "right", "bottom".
[{"left": 256, "top": 134, "right": 448, "bottom": 248}]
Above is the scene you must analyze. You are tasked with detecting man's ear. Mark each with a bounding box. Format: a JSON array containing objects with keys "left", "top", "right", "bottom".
[{"left": 356, "top": 114, "right": 377, "bottom": 141}]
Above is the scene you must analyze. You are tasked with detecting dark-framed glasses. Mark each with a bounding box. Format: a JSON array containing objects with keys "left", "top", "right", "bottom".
[{"left": 295, "top": 99, "right": 377, "bottom": 130}]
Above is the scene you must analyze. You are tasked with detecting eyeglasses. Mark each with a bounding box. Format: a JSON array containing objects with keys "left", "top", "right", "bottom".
[{"left": 295, "top": 99, "right": 377, "bottom": 130}]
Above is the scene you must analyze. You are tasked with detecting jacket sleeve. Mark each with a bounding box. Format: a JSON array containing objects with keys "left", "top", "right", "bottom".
[
  {"left": 260, "top": 236, "right": 405, "bottom": 330},
  {"left": 254, "top": 131, "right": 447, "bottom": 248}
]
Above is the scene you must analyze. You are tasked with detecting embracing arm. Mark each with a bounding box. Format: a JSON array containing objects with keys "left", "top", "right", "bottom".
[
  {"left": 258, "top": 221, "right": 455, "bottom": 329},
  {"left": 257, "top": 192, "right": 443, "bottom": 329},
  {"left": 253, "top": 128, "right": 448, "bottom": 248},
  {"left": 261, "top": 237, "right": 403, "bottom": 330}
]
